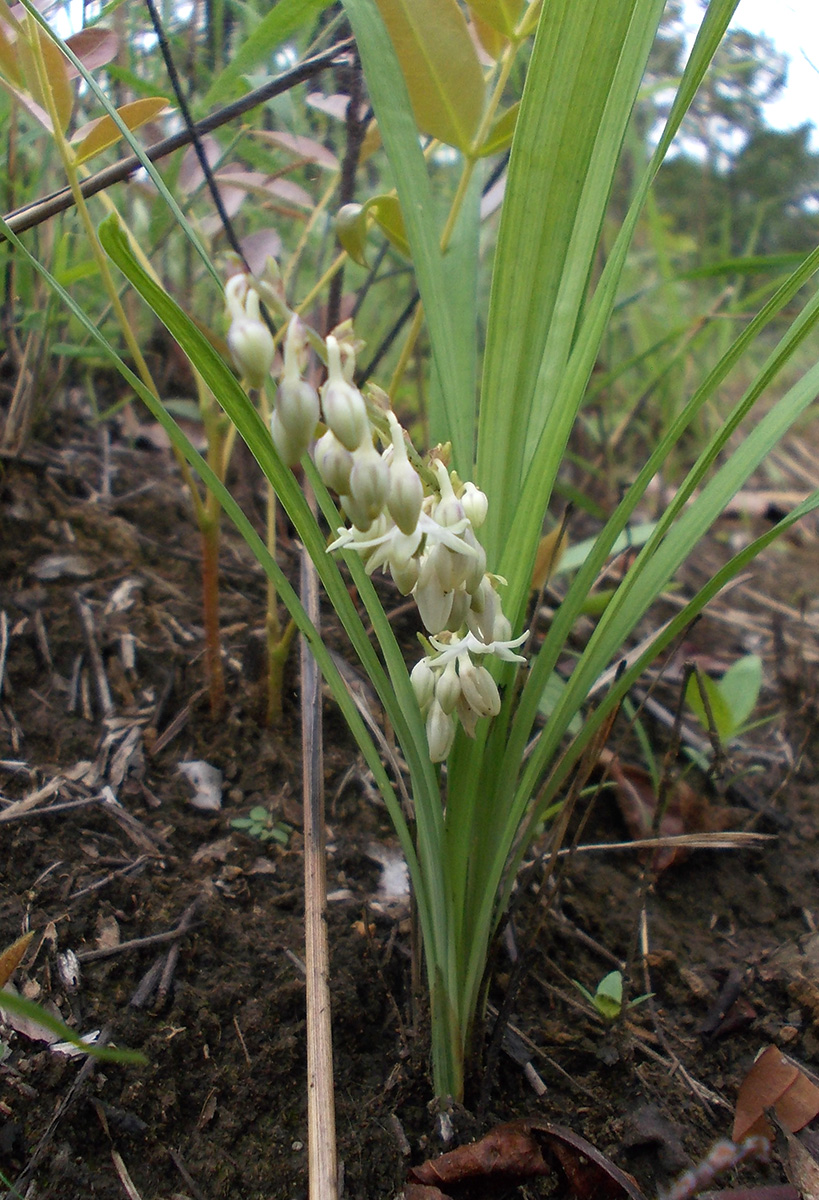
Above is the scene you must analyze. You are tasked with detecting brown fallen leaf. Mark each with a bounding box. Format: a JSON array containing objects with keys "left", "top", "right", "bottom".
[
  {"left": 733, "top": 1046, "right": 819, "bottom": 1143},
  {"left": 408, "top": 1119, "right": 645, "bottom": 1200},
  {"left": 0, "top": 932, "right": 34, "bottom": 989},
  {"left": 606, "top": 757, "right": 744, "bottom": 873}
]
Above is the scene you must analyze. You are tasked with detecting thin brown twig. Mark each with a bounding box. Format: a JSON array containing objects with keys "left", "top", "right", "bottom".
[{"left": 0, "top": 39, "right": 355, "bottom": 241}]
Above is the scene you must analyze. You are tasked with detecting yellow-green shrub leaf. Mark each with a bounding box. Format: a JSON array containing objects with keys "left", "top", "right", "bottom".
[
  {"left": 72, "top": 96, "right": 169, "bottom": 165},
  {"left": 0, "top": 20, "right": 21, "bottom": 85},
  {"left": 363, "top": 194, "right": 410, "bottom": 258},
  {"left": 470, "top": 11, "right": 508, "bottom": 60},
  {"left": 465, "top": 0, "right": 522, "bottom": 38},
  {"left": 374, "top": 0, "right": 484, "bottom": 153},
  {"left": 477, "top": 102, "right": 518, "bottom": 157},
  {"left": 17, "top": 26, "right": 73, "bottom": 132}
]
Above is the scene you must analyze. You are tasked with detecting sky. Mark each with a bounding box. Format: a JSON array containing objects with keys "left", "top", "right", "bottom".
[{"left": 691, "top": 0, "right": 819, "bottom": 147}]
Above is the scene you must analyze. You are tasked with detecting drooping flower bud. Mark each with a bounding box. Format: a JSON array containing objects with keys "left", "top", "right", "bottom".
[
  {"left": 414, "top": 554, "right": 455, "bottom": 635},
  {"left": 275, "top": 316, "right": 319, "bottom": 438},
  {"left": 320, "top": 336, "right": 368, "bottom": 452},
  {"left": 348, "top": 438, "right": 389, "bottom": 525},
  {"left": 225, "top": 276, "right": 275, "bottom": 389},
  {"left": 386, "top": 413, "right": 424, "bottom": 535},
  {"left": 435, "top": 660, "right": 461, "bottom": 715},
  {"left": 410, "top": 658, "right": 435, "bottom": 711},
  {"left": 432, "top": 460, "right": 465, "bottom": 527},
  {"left": 315, "top": 430, "right": 354, "bottom": 495},
  {"left": 426, "top": 699, "right": 456, "bottom": 762},
  {"left": 271, "top": 409, "right": 309, "bottom": 467},
  {"left": 458, "top": 659, "right": 501, "bottom": 718},
  {"left": 460, "top": 482, "right": 489, "bottom": 529}
]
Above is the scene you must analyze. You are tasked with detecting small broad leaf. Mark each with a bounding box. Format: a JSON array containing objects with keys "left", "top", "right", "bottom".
[
  {"left": 718, "top": 654, "right": 763, "bottom": 732},
  {"left": 374, "top": 0, "right": 485, "bottom": 153},
  {"left": 478, "top": 102, "right": 519, "bottom": 157},
  {"left": 685, "top": 669, "right": 734, "bottom": 741},
  {"left": 464, "top": 0, "right": 523, "bottom": 38},
  {"left": 595, "top": 970, "right": 623, "bottom": 1017},
  {"left": 72, "top": 96, "right": 169, "bottom": 165}
]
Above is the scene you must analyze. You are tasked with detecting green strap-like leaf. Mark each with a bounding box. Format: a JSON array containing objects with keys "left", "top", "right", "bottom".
[{"left": 343, "top": 0, "right": 475, "bottom": 474}]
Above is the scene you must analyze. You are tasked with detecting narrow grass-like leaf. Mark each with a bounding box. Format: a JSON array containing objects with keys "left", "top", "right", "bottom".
[
  {"left": 0, "top": 988, "right": 145, "bottom": 1064},
  {"left": 342, "top": 0, "right": 474, "bottom": 474}
]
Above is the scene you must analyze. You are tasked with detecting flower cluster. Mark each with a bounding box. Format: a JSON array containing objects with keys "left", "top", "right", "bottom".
[
  {"left": 223, "top": 280, "right": 528, "bottom": 762},
  {"left": 314, "top": 338, "right": 528, "bottom": 762}
]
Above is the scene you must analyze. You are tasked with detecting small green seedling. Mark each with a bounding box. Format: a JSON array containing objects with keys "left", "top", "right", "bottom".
[
  {"left": 231, "top": 807, "right": 292, "bottom": 845},
  {"left": 573, "top": 970, "right": 652, "bottom": 1021},
  {"left": 685, "top": 654, "right": 763, "bottom": 742}
]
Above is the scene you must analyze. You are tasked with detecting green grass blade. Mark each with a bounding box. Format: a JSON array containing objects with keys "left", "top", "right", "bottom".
[{"left": 342, "top": 0, "right": 475, "bottom": 474}]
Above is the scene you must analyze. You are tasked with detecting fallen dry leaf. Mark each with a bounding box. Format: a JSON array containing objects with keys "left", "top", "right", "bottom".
[
  {"left": 0, "top": 932, "right": 33, "bottom": 988},
  {"left": 734, "top": 1046, "right": 819, "bottom": 1142},
  {"left": 407, "top": 1120, "right": 645, "bottom": 1200},
  {"left": 607, "top": 757, "right": 743, "bottom": 872}
]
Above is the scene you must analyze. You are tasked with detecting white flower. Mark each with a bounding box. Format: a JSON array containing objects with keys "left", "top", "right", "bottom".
[{"left": 426, "top": 699, "right": 456, "bottom": 762}]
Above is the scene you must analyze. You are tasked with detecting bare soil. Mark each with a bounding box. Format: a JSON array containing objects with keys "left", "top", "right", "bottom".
[{"left": 1, "top": 398, "right": 818, "bottom": 1200}]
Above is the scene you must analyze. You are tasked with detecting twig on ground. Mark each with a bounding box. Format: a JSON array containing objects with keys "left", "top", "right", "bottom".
[
  {"left": 300, "top": 519, "right": 339, "bottom": 1200},
  {"left": 74, "top": 594, "right": 114, "bottom": 718},
  {"left": 168, "top": 1147, "right": 211, "bottom": 1200},
  {"left": 77, "top": 894, "right": 203, "bottom": 964}
]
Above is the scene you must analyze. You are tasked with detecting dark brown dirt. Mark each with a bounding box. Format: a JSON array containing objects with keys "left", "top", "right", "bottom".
[{"left": 1, "top": 397, "right": 818, "bottom": 1200}]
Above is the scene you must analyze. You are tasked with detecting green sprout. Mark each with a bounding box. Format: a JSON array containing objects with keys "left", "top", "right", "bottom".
[
  {"left": 573, "top": 971, "right": 653, "bottom": 1022},
  {"left": 231, "top": 806, "right": 292, "bottom": 846}
]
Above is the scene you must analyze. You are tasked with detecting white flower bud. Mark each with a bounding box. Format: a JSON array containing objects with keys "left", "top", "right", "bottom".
[
  {"left": 456, "top": 693, "right": 480, "bottom": 738},
  {"left": 340, "top": 490, "right": 376, "bottom": 533},
  {"left": 390, "top": 554, "right": 419, "bottom": 595},
  {"left": 410, "top": 658, "right": 436, "bottom": 711},
  {"left": 276, "top": 376, "right": 320, "bottom": 439},
  {"left": 414, "top": 555, "right": 454, "bottom": 634},
  {"left": 462, "top": 528, "right": 487, "bottom": 596},
  {"left": 386, "top": 414, "right": 424, "bottom": 535},
  {"left": 432, "top": 460, "right": 465, "bottom": 527},
  {"left": 315, "top": 430, "right": 353, "bottom": 494},
  {"left": 460, "top": 482, "right": 489, "bottom": 529},
  {"left": 320, "top": 336, "right": 368, "bottom": 451},
  {"left": 459, "top": 659, "right": 501, "bottom": 718},
  {"left": 467, "top": 578, "right": 499, "bottom": 644},
  {"left": 435, "top": 660, "right": 461, "bottom": 715},
  {"left": 225, "top": 282, "right": 275, "bottom": 389},
  {"left": 446, "top": 586, "right": 470, "bottom": 633},
  {"left": 271, "top": 409, "right": 309, "bottom": 467},
  {"left": 426, "top": 699, "right": 455, "bottom": 762},
  {"left": 349, "top": 439, "right": 389, "bottom": 525}
]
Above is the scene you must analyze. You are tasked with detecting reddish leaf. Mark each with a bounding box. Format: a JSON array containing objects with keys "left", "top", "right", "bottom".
[
  {"left": 64, "top": 27, "right": 118, "bottom": 77},
  {"left": 254, "top": 130, "right": 339, "bottom": 171}
]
